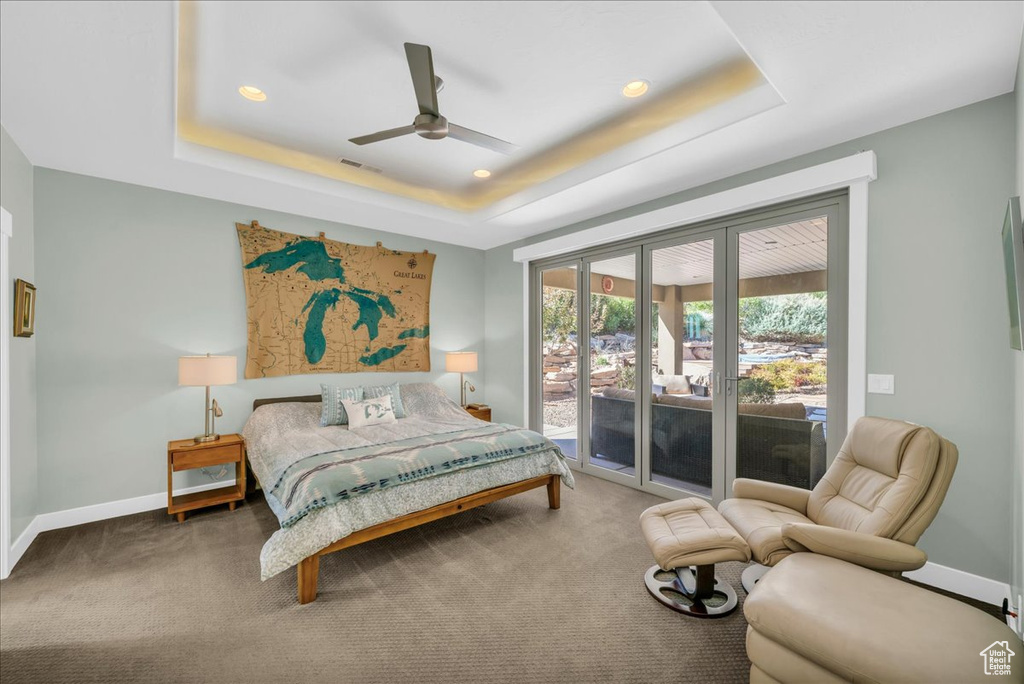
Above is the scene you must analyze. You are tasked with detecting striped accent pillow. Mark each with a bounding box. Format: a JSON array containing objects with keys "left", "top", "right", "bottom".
[
  {"left": 362, "top": 382, "right": 406, "bottom": 418},
  {"left": 320, "top": 384, "right": 364, "bottom": 426}
]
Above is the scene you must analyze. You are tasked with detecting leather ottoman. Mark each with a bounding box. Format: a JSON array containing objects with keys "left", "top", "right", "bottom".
[
  {"left": 744, "top": 553, "right": 1019, "bottom": 683},
  {"left": 640, "top": 497, "right": 751, "bottom": 617}
]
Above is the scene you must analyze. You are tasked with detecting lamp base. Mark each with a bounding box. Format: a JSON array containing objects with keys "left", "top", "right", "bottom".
[{"left": 194, "top": 433, "right": 221, "bottom": 444}]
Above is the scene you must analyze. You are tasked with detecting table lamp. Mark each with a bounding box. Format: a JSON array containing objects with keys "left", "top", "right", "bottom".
[
  {"left": 445, "top": 351, "right": 478, "bottom": 407},
  {"left": 178, "top": 354, "right": 237, "bottom": 443}
]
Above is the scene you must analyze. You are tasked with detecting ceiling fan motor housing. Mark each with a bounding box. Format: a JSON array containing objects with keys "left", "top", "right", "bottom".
[{"left": 414, "top": 113, "right": 449, "bottom": 140}]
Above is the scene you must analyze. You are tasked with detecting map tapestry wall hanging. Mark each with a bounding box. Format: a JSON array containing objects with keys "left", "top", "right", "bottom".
[{"left": 236, "top": 221, "right": 434, "bottom": 378}]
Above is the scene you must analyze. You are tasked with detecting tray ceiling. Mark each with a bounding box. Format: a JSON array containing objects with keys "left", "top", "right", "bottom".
[
  {"left": 2, "top": 2, "right": 1021, "bottom": 249},
  {"left": 176, "top": 1, "right": 782, "bottom": 212}
]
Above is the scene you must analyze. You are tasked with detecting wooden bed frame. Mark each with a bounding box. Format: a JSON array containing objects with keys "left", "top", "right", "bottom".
[{"left": 250, "top": 395, "right": 561, "bottom": 604}]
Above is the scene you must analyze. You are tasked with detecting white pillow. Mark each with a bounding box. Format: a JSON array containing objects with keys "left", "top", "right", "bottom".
[
  {"left": 341, "top": 395, "right": 397, "bottom": 428},
  {"left": 653, "top": 374, "right": 692, "bottom": 394}
]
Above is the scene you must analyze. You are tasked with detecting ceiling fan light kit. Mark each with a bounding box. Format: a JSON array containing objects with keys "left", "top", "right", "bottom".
[{"left": 349, "top": 42, "right": 518, "bottom": 156}]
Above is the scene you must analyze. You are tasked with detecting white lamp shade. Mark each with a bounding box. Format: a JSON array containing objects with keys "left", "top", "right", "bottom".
[
  {"left": 445, "top": 351, "right": 478, "bottom": 373},
  {"left": 178, "top": 355, "right": 237, "bottom": 386}
]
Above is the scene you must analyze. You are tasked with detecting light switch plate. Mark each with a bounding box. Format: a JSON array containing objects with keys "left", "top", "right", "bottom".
[{"left": 867, "top": 373, "right": 895, "bottom": 394}]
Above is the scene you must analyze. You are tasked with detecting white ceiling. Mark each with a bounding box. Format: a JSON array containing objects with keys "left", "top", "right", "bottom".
[
  {"left": 1, "top": 2, "right": 1022, "bottom": 250},
  {"left": 186, "top": 2, "right": 772, "bottom": 194}
]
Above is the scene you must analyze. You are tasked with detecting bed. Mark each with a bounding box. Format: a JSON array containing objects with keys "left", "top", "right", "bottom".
[{"left": 242, "top": 383, "right": 575, "bottom": 603}]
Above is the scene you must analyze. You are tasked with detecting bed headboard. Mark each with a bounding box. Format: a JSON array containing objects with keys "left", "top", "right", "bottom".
[{"left": 252, "top": 394, "right": 321, "bottom": 411}]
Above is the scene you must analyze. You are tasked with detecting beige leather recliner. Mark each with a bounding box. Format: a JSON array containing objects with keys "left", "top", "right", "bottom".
[{"left": 718, "top": 415, "right": 958, "bottom": 590}]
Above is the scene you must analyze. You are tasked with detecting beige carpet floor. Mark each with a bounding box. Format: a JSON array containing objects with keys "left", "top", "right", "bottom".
[{"left": 0, "top": 472, "right": 1000, "bottom": 684}]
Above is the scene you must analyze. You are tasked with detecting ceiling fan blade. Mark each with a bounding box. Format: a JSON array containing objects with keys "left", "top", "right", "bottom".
[
  {"left": 404, "top": 42, "right": 440, "bottom": 117},
  {"left": 349, "top": 125, "right": 416, "bottom": 146},
  {"left": 447, "top": 124, "right": 518, "bottom": 155}
]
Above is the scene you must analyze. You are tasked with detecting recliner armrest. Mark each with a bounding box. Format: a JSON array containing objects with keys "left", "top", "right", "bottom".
[
  {"left": 781, "top": 523, "right": 928, "bottom": 572},
  {"left": 732, "top": 478, "right": 811, "bottom": 515}
]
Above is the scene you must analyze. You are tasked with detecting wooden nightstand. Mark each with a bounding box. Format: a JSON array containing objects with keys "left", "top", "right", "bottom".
[
  {"left": 167, "top": 434, "right": 246, "bottom": 522},
  {"left": 465, "top": 405, "right": 491, "bottom": 422}
]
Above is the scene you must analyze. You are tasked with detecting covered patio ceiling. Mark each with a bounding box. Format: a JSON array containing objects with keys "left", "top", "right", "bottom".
[{"left": 542, "top": 216, "right": 828, "bottom": 300}]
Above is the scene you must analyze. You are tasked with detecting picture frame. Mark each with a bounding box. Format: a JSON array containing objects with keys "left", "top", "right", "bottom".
[
  {"left": 14, "top": 279, "right": 35, "bottom": 338},
  {"left": 1001, "top": 197, "right": 1024, "bottom": 350}
]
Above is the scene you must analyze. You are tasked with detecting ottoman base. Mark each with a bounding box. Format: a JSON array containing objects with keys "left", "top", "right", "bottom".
[{"left": 644, "top": 564, "right": 739, "bottom": 618}]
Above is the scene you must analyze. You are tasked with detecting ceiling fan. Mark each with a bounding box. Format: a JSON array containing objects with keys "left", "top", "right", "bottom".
[{"left": 348, "top": 43, "right": 518, "bottom": 155}]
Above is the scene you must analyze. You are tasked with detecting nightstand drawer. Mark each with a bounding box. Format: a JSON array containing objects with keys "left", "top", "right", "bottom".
[
  {"left": 171, "top": 443, "right": 242, "bottom": 471},
  {"left": 465, "top": 406, "right": 491, "bottom": 422}
]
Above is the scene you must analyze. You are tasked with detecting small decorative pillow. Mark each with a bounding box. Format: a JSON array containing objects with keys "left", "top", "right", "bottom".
[
  {"left": 320, "top": 384, "right": 364, "bottom": 426},
  {"left": 342, "top": 395, "right": 397, "bottom": 428},
  {"left": 362, "top": 382, "right": 406, "bottom": 418}
]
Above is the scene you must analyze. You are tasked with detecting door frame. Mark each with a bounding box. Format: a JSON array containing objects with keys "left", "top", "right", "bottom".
[
  {"left": 518, "top": 151, "right": 874, "bottom": 437},
  {"left": 528, "top": 192, "right": 851, "bottom": 501},
  {"left": 639, "top": 225, "right": 726, "bottom": 501},
  {"left": 528, "top": 257, "right": 582, "bottom": 466},
  {"left": 577, "top": 245, "right": 643, "bottom": 488},
  {"left": 1, "top": 206, "right": 12, "bottom": 579},
  {"left": 723, "top": 199, "right": 849, "bottom": 475}
]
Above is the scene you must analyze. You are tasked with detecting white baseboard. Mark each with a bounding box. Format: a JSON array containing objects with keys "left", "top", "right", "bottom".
[
  {"left": 34, "top": 479, "right": 236, "bottom": 532},
  {"left": 905, "top": 561, "right": 1011, "bottom": 609},
  {"left": 2, "top": 480, "right": 235, "bottom": 578},
  {"left": 1, "top": 481, "right": 1013, "bottom": 626},
  {"left": 5, "top": 516, "right": 41, "bottom": 579}
]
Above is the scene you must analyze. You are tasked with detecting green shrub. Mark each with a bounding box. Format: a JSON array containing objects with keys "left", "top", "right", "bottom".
[
  {"left": 737, "top": 377, "right": 776, "bottom": 404},
  {"left": 750, "top": 358, "right": 827, "bottom": 392},
  {"left": 542, "top": 288, "right": 577, "bottom": 347},
  {"left": 617, "top": 364, "right": 636, "bottom": 390},
  {"left": 599, "top": 295, "right": 636, "bottom": 336},
  {"left": 740, "top": 293, "right": 827, "bottom": 344}
]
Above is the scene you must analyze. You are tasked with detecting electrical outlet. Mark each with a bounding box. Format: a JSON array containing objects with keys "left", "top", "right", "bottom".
[{"left": 867, "top": 373, "right": 895, "bottom": 394}]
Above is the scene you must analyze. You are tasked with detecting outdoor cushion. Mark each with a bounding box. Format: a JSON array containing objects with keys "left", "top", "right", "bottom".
[
  {"left": 656, "top": 394, "right": 712, "bottom": 409},
  {"left": 739, "top": 402, "right": 807, "bottom": 420},
  {"left": 653, "top": 374, "right": 692, "bottom": 394},
  {"left": 601, "top": 387, "right": 637, "bottom": 401}
]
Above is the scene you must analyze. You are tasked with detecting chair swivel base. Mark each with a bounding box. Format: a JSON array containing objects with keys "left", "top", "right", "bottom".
[
  {"left": 644, "top": 563, "right": 739, "bottom": 618},
  {"left": 741, "top": 562, "right": 772, "bottom": 593}
]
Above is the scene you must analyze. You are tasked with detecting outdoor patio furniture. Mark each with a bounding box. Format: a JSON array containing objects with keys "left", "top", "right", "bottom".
[{"left": 590, "top": 389, "right": 826, "bottom": 490}]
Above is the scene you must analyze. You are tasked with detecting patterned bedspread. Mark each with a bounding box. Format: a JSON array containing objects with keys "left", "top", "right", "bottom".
[
  {"left": 266, "top": 422, "right": 565, "bottom": 528},
  {"left": 242, "top": 383, "right": 574, "bottom": 579}
]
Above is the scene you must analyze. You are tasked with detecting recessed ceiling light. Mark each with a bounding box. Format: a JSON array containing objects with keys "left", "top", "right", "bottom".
[
  {"left": 473, "top": 169, "right": 491, "bottom": 178},
  {"left": 238, "top": 85, "right": 267, "bottom": 102},
  {"left": 622, "top": 80, "right": 649, "bottom": 98},
  {"left": 765, "top": 240, "right": 778, "bottom": 245}
]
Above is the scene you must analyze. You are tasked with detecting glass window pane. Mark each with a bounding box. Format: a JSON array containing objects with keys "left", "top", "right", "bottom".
[
  {"left": 649, "top": 239, "right": 715, "bottom": 496},
  {"left": 587, "top": 254, "right": 636, "bottom": 476},
  {"left": 736, "top": 217, "right": 828, "bottom": 489},
  {"left": 541, "top": 266, "right": 579, "bottom": 459}
]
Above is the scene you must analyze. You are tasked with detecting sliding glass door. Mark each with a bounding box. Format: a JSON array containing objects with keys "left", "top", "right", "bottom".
[
  {"left": 642, "top": 232, "right": 722, "bottom": 499},
  {"left": 530, "top": 194, "right": 848, "bottom": 502},
  {"left": 725, "top": 208, "right": 847, "bottom": 493},
  {"left": 583, "top": 250, "right": 640, "bottom": 486},
  {"left": 536, "top": 262, "right": 581, "bottom": 461}
]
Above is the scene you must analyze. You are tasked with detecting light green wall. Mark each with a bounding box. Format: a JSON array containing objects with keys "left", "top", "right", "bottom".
[
  {"left": 0, "top": 125, "right": 38, "bottom": 541},
  {"left": 1012, "top": 37, "right": 1024, "bottom": 636},
  {"left": 484, "top": 94, "right": 1016, "bottom": 584},
  {"left": 32, "top": 169, "right": 486, "bottom": 513}
]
